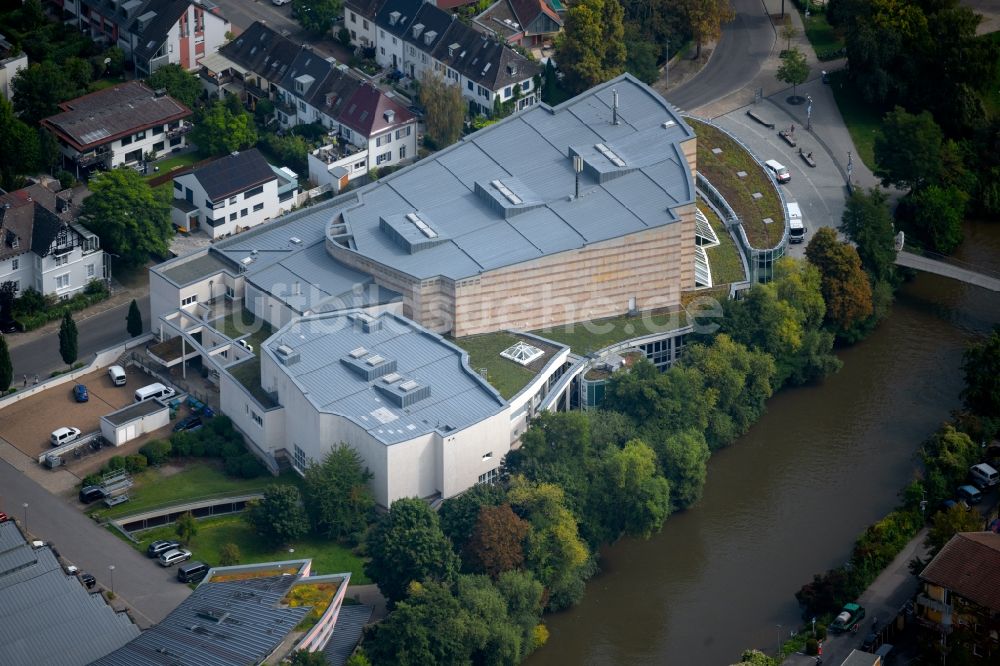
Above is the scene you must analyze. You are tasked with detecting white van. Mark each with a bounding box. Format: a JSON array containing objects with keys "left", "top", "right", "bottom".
[
  {"left": 787, "top": 202, "right": 806, "bottom": 243},
  {"left": 134, "top": 382, "right": 176, "bottom": 403},
  {"left": 51, "top": 426, "right": 81, "bottom": 447},
  {"left": 970, "top": 463, "right": 999, "bottom": 488},
  {"left": 765, "top": 159, "right": 791, "bottom": 183},
  {"left": 108, "top": 365, "right": 127, "bottom": 386}
]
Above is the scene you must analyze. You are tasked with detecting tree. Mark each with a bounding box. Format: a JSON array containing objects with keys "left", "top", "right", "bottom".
[
  {"left": 0, "top": 281, "right": 16, "bottom": 329},
  {"left": 219, "top": 542, "right": 241, "bottom": 566},
  {"left": 288, "top": 649, "right": 328, "bottom": 666},
  {"left": 624, "top": 26, "right": 660, "bottom": 85},
  {"left": 907, "top": 184, "right": 967, "bottom": 254},
  {"left": 0, "top": 335, "right": 12, "bottom": 392},
  {"left": 927, "top": 504, "right": 983, "bottom": 556},
  {"left": 920, "top": 425, "right": 980, "bottom": 493},
  {"left": 364, "top": 498, "right": 459, "bottom": 604},
  {"left": 678, "top": 0, "right": 735, "bottom": 59},
  {"left": 604, "top": 359, "right": 713, "bottom": 436},
  {"left": 839, "top": 187, "right": 897, "bottom": 282},
  {"left": 174, "top": 511, "right": 198, "bottom": 544},
  {"left": 126, "top": 299, "right": 143, "bottom": 338},
  {"left": 0, "top": 96, "right": 41, "bottom": 191},
  {"left": 961, "top": 328, "right": 1000, "bottom": 418},
  {"left": 805, "top": 228, "right": 874, "bottom": 334},
  {"left": 588, "top": 439, "right": 671, "bottom": 541},
  {"left": 776, "top": 47, "right": 809, "bottom": 99},
  {"left": 292, "top": 0, "right": 342, "bottom": 36},
  {"left": 419, "top": 72, "right": 464, "bottom": 147},
  {"left": 245, "top": 484, "right": 309, "bottom": 548},
  {"left": 80, "top": 168, "right": 173, "bottom": 267},
  {"left": 781, "top": 21, "right": 797, "bottom": 52},
  {"left": 464, "top": 504, "right": 530, "bottom": 578},
  {"left": 557, "top": 0, "right": 625, "bottom": 94},
  {"left": 439, "top": 482, "right": 507, "bottom": 553},
  {"left": 873, "top": 107, "right": 944, "bottom": 192},
  {"left": 655, "top": 429, "right": 710, "bottom": 510},
  {"left": 191, "top": 100, "right": 258, "bottom": 156},
  {"left": 148, "top": 64, "right": 202, "bottom": 109},
  {"left": 11, "top": 61, "right": 77, "bottom": 124},
  {"left": 302, "top": 444, "right": 375, "bottom": 543},
  {"left": 58, "top": 310, "right": 78, "bottom": 365}
]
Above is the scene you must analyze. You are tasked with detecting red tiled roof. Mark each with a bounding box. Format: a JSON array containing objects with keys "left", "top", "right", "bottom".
[
  {"left": 920, "top": 532, "right": 1000, "bottom": 612},
  {"left": 337, "top": 84, "right": 414, "bottom": 137}
]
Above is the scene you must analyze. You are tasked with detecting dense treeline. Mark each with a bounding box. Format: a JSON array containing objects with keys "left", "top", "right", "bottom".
[{"left": 830, "top": 0, "right": 1000, "bottom": 251}]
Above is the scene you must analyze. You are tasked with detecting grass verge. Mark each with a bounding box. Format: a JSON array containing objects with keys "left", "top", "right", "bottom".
[
  {"left": 532, "top": 310, "right": 688, "bottom": 356},
  {"left": 827, "top": 70, "right": 883, "bottom": 170},
  {"left": 451, "top": 333, "right": 540, "bottom": 399},
  {"left": 132, "top": 514, "right": 370, "bottom": 582},
  {"left": 90, "top": 462, "right": 302, "bottom": 520},
  {"left": 687, "top": 118, "right": 785, "bottom": 250},
  {"left": 799, "top": 10, "right": 844, "bottom": 56},
  {"left": 699, "top": 203, "right": 746, "bottom": 284}
]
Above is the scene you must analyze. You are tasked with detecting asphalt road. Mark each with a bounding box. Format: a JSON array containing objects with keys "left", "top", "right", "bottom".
[
  {"left": 0, "top": 456, "right": 190, "bottom": 628},
  {"left": 665, "top": 0, "right": 775, "bottom": 112},
  {"left": 9, "top": 296, "right": 150, "bottom": 382}
]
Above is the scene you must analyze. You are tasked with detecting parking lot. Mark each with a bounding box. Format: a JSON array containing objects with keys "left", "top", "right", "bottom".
[{"left": 0, "top": 366, "right": 140, "bottom": 459}]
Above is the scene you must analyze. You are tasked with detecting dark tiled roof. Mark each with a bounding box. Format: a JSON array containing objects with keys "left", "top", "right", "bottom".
[
  {"left": 188, "top": 149, "right": 276, "bottom": 203},
  {"left": 218, "top": 21, "right": 300, "bottom": 85},
  {"left": 432, "top": 19, "right": 539, "bottom": 90},
  {"left": 338, "top": 83, "right": 414, "bottom": 137},
  {"left": 279, "top": 47, "right": 338, "bottom": 100},
  {"left": 131, "top": 0, "right": 190, "bottom": 60},
  {"left": 29, "top": 206, "right": 64, "bottom": 257},
  {"left": 921, "top": 532, "right": 1000, "bottom": 612},
  {"left": 509, "top": 0, "right": 562, "bottom": 30},
  {"left": 0, "top": 183, "right": 84, "bottom": 261},
  {"left": 323, "top": 604, "right": 373, "bottom": 666},
  {"left": 0, "top": 197, "right": 32, "bottom": 262},
  {"left": 344, "top": 0, "right": 385, "bottom": 19},
  {"left": 40, "top": 81, "right": 191, "bottom": 152}
]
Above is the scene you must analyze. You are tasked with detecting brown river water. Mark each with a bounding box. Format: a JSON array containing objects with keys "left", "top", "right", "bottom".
[{"left": 528, "top": 222, "right": 1000, "bottom": 665}]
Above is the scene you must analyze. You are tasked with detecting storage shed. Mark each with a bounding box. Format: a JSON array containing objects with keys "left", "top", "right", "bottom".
[{"left": 100, "top": 399, "right": 170, "bottom": 446}]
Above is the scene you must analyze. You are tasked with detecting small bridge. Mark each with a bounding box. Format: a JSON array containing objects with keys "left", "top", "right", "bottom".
[{"left": 894, "top": 233, "right": 1000, "bottom": 292}]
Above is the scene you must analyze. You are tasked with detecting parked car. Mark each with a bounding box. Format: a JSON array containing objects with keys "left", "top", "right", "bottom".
[
  {"left": 147, "top": 540, "right": 181, "bottom": 558},
  {"left": 79, "top": 486, "right": 105, "bottom": 504},
  {"left": 1, "top": 320, "right": 20, "bottom": 334},
  {"left": 108, "top": 365, "right": 127, "bottom": 386},
  {"left": 80, "top": 572, "right": 97, "bottom": 589},
  {"left": 272, "top": 0, "right": 290, "bottom": 4},
  {"left": 862, "top": 632, "right": 877, "bottom": 652},
  {"left": 158, "top": 548, "right": 192, "bottom": 567},
  {"left": 0, "top": 511, "right": 8, "bottom": 522},
  {"left": 51, "top": 427, "right": 82, "bottom": 447},
  {"left": 73, "top": 384, "right": 89, "bottom": 402},
  {"left": 957, "top": 484, "right": 982, "bottom": 505},
  {"left": 172, "top": 416, "right": 203, "bottom": 433}
]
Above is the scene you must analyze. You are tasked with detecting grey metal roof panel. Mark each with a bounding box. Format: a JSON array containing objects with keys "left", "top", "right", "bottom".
[
  {"left": 470, "top": 117, "right": 563, "bottom": 173},
  {"left": 324, "top": 604, "right": 373, "bottom": 666},
  {"left": 435, "top": 142, "right": 512, "bottom": 188},
  {"left": 188, "top": 149, "right": 276, "bottom": 203},
  {"left": 247, "top": 242, "right": 375, "bottom": 313},
  {"left": 506, "top": 206, "right": 584, "bottom": 253},
  {"left": 548, "top": 186, "right": 648, "bottom": 243},
  {"left": 386, "top": 159, "right": 468, "bottom": 210},
  {"left": 455, "top": 219, "right": 542, "bottom": 270},
  {"left": 159, "top": 251, "right": 235, "bottom": 286},
  {"left": 265, "top": 312, "right": 506, "bottom": 444}
]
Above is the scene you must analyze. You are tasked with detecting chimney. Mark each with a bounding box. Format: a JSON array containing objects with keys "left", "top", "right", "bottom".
[
  {"left": 384, "top": 109, "right": 395, "bottom": 123},
  {"left": 612, "top": 89, "right": 619, "bottom": 126},
  {"left": 293, "top": 281, "right": 301, "bottom": 295},
  {"left": 573, "top": 155, "right": 583, "bottom": 199}
]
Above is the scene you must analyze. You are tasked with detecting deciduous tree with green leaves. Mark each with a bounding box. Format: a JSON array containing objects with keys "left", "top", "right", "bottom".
[
  {"left": 557, "top": 0, "right": 625, "bottom": 94},
  {"left": 776, "top": 47, "right": 809, "bottom": 99},
  {"left": 678, "top": 0, "right": 735, "bottom": 59},
  {"left": 839, "top": 187, "right": 897, "bottom": 282},
  {"left": 0, "top": 96, "right": 41, "bottom": 191},
  {"left": 805, "top": 227, "right": 874, "bottom": 335},
  {"left": 927, "top": 504, "right": 984, "bottom": 557},
  {"left": 587, "top": 439, "right": 671, "bottom": 541},
  {"left": 364, "top": 497, "right": 459, "bottom": 605},
  {"left": 655, "top": 429, "right": 710, "bottom": 510},
  {"left": 0, "top": 334, "right": 12, "bottom": 392},
  {"left": 302, "top": 444, "right": 375, "bottom": 544},
  {"left": 245, "top": 484, "right": 309, "bottom": 548},
  {"left": 148, "top": 64, "right": 203, "bottom": 109},
  {"left": 58, "top": 310, "right": 78, "bottom": 365},
  {"left": 292, "top": 0, "right": 342, "bottom": 36},
  {"left": 79, "top": 168, "right": 173, "bottom": 267},
  {"left": 907, "top": 184, "right": 967, "bottom": 254},
  {"left": 174, "top": 511, "right": 198, "bottom": 544},
  {"left": 126, "top": 299, "right": 143, "bottom": 338},
  {"left": 191, "top": 99, "right": 258, "bottom": 156},
  {"left": 419, "top": 72, "right": 465, "bottom": 146},
  {"left": 873, "top": 107, "right": 944, "bottom": 192},
  {"left": 961, "top": 327, "right": 1000, "bottom": 419},
  {"left": 12, "top": 61, "right": 79, "bottom": 124}
]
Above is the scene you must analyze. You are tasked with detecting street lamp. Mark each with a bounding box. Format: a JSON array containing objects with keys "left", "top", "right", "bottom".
[
  {"left": 108, "top": 564, "right": 116, "bottom": 595},
  {"left": 805, "top": 95, "right": 813, "bottom": 131},
  {"left": 22, "top": 502, "right": 28, "bottom": 533}
]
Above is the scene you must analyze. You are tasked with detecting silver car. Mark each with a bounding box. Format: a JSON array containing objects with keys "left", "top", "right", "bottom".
[{"left": 158, "top": 548, "right": 192, "bottom": 567}]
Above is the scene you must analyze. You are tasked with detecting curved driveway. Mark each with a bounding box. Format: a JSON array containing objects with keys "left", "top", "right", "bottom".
[{"left": 665, "top": 0, "right": 775, "bottom": 112}]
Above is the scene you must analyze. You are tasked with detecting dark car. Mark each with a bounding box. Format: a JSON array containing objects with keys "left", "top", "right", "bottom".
[
  {"left": 407, "top": 104, "right": 425, "bottom": 118},
  {"left": 73, "top": 384, "right": 89, "bottom": 402},
  {"left": 861, "top": 632, "right": 877, "bottom": 651},
  {"left": 1, "top": 320, "right": 20, "bottom": 334},
  {"left": 147, "top": 540, "right": 181, "bottom": 558},
  {"left": 79, "top": 485, "right": 105, "bottom": 504},
  {"left": 172, "top": 416, "right": 203, "bottom": 432},
  {"left": 80, "top": 572, "right": 97, "bottom": 589}
]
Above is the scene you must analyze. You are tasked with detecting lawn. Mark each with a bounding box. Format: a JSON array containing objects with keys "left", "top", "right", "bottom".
[
  {"left": 212, "top": 310, "right": 277, "bottom": 407},
  {"left": 133, "top": 514, "right": 370, "bottom": 582},
  {"left": 451, "top": 333, "right": 545, "bottom": 399},
  {"left": 531, "top": 310, "right": 688, "bottom": 356},
  {"left": 146, "top": 153, "right": 202, "bottom": 181},
  {"left": 699, "top": 203, "right": 747, "bottom": 284},
  {"left": 91, "top": 462, "right": 302, "bottom": 520},
  {"left": 687, "top": 118, "right": 786, "bottom": 250},
  {"left": 799, "top": 10, "right": 844, "bottom": 56},
  {"left": 827, "top": 70, "right": 882, "bottom": 170}
]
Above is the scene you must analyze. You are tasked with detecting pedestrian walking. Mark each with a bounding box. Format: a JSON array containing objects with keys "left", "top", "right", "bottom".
[
  {"left": 790, "top": 123, "right": 795, "bottom": 134},
  {"left": 23, "top": 374, "right": 27, "bottom": 387},
  {"left": 33, "top": 374, "right": 38, "bottom": 385}
]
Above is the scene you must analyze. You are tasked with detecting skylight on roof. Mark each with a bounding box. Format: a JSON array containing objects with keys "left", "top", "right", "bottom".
[
  {"left": 500, "top": 341, "right": 544, "bottom": 366},
  {"left": 405, "top": 212, "right": 438, "bottom": 239},
  {"left": 382, "top": 372, "right": 402, "bottom": 384},
  {"left": 349, "top": 347, "right": 368, "bottom": 359},
  {"left": 491, "top": 179, "right": 523, "bottom": 205},
  {"left": 595, "top": 143, "right": 627, "bottom": 168},
  {"left": 399, "top": 380, "right": 419, "bottom": 391},
  {"left": 366, "top": 354, "right": 385, "bottom": 366}
]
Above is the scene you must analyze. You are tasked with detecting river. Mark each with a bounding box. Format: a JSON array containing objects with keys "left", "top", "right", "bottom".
[{"left": 528, "top": 222, "right": 1000, "bottom": 666}]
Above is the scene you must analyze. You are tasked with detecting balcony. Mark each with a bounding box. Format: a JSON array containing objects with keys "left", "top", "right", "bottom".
[
  {"left": 167, "top": 122, "right": 193, "bottom": 140},
  {"left": 77, "top": 147, "right": 111, "bottom": 167}
]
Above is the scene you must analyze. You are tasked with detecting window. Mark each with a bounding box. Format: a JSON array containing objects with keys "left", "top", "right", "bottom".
[
  {"left": 121, "top": 135, "right": 132, "bottom": 146},
  {"left": 410, "top": 46, "right": 415, "bottom": 56},
  {"left": 467, "top": 80, "right": 473, "bottom": 91},
  {"left": 55, "top": 254, "right": 69, "bottom": 266},
  {"left": 482, "top": 452, "right": 493, "bottom": 461},
  {"left": 521, "top": 80, "right": 530, "bottom": 91},
  {"left": 229, "top": 212, "right": 237, "bottom": 221},
  {"left": 380, "top": 29, "right": 385, "bottom": 38},
  {"left": 392, "top": 37, "right": 397, "bottom": 45},
  {"left": 478, "top": 85, "right": 488, "bottom": 97},
  {"left": 244, "top": 185, "right": 264, "bottom": 198},
  {"left": 363, "top": 19, "right": 369, "bottom": 29},
  {"left": 504, "top": 85, "right": 512, "bottom": 98},
  {"left": 170, "top": 137, "right": 182, "bottom": 147},
  {"left": 298, "top": 100, "right": 306, "bottom": 112},
  {"left": 206, "top": 199, "right": 219, "bottom": 209},
  {"left": 11, "top": 258, "right": 18, "bottom": 270},
  {"left": 153, "top": 141, "right": 164, "bottom": 152},
  {"left": 9, "top": 280, "right": 18, "bottom": 293},
  {"left": 421, "top": 53, "right": 427, "bottom": 64},
  {"left": 173, "top": 181, "right": 182, "bottom": 192},
  {"left": 342, "top": 127, "right": 352, "bottom": 140},
  {"left": 181, "top": 294, "right": 197, "bottom": 306},
  {"left": 253, "top": 202, "right": 263, "bottom": 212},
  {"left": 293, "top": 444, "right": 307, "bottom": 471},
  {"left": 56, "top": 274, "right": 70, "bottom": 289},
  {"left": 350, "top": 11, "right": 356, "bottom": 23},
  {"left": 241, "top": 208, "right": 248, "bottom": 217},
  {"left": 380, "top": 47, "right": 385, "bottom": 55},
  {"left": 87, "top": 263, "right": 95, "bottom": 277},
  {"left": 478, "top": 468, "right": 499, "bottom": 485},
  {"left": 229, "top": 196, "right": 237, "bottom": 205},
  {"left": 395, "top": 126, "right": 411, "bottom": 139},
  {"left": 354, "top": 160, "right": 366, "bottom": 170},
  {"left": 376, "top": 151, "right": 391, "bottom": 165},
  {"left": 399, "top": 145, "right": 406, "bottom": 159},
  {"left": 135, "top": 130, "right": 146, "bottom": 141},
  {"left": 251, "top": 410, "right": 263, "bottom": 427},
  {"left": 153, "top": 125, "right": 163, "bottom": 136},
  {"left": 225, "top": 285, "right": 235, "bottom": 299}
]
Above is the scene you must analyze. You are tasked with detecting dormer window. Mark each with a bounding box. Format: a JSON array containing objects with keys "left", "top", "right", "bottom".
[
  {"left": 424, "top": 30, "right": 437, "bottom": 46},
  {"left": 389, "top": 10, "right": 400, "bottom": 25},
  {"left": 448, "top": 42, "right": 459, "bottom": 57},
  {"left": 412, "top": 23, "right": 424, "bottom": 39}
]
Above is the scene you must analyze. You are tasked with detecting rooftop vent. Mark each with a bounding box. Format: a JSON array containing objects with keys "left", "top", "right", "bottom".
[
  {"left": 348, "top": 347, "right": 367, "bottom": 359},
  {"left": 662, "top": 120, "right": 676, "bottom": 128},
  {"left": 389, "top": 10, "right": 401, "bottom": 25},
  {"left": 365, "top": 354, "right": 385, "bottom": 366},
  {"left": 399, "top": 379, "right": 419, "bottom": 391},
  {"left": 595, "top": 143, "right": 626, "bottom": 168},
  {"left": 448, "top": 42, "right": 460, "bottom": 57},
  {"left": 276, "top": 344, "right": 300, "bottom": 365},
  {"left": 382, "top": 372, "right": 402, "bottom": 384},
  {"left": 290, "top": 236, "right": 302, "bottom": 244},
  {"left": 491, "top": 180, "right": 522, "bottom": 205},
  {"left": 384, "top": 109, "right": 395, "bottom": 123}
]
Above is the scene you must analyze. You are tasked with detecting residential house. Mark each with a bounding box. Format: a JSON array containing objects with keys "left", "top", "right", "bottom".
[
  {"left": 916, "top": 531, "right": 1000, "bottom": 661},
  {"left": 0, "top": 182, "right": 105, "bottom": 299},
  {"left": 473, "top": 0, "right": 562, "bottom": 48},
  {"left": 346, "top": 0, "right": 541, "bottom": 115},
  {"left": 199, "top": 21, "right": 300, "bottom": 109},
  {"left": 171, "top": 148, "right": 299, "bottom": 239},
  {"left": 0, "top": 34, "right": 28, "bottom": 101},
  {"left": 47, "top": 0, "right": 230, "bottom": 76},
  {"left": 40, "top": 81, "right": 193, "bottom": 176}
]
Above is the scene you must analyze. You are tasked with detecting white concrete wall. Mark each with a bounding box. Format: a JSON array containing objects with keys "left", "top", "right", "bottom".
[
  {"left": 438, "top": 409, "right": 510, "bottom": 499},
  {"left": 100, "top": 404, "right": 170, "bottom": 446},
  {"left": 308, "top": 148, "right": 370, "bottom": 190},
  {"left": 367, "top": 122, "right": 417, "bottom": 168},
  {"left": 0, "top": 254, "right": 35, "bottom": 296},
  {"left": 174, "top": 171, "right": 279, "bottom": 238},
  {"left": 40, "top": 246, "right": 104, "bottom": 298},
  {"left": 0, "top": 52, "right": 28, "bottom": 100},
  {"left": 345, "top": 8, "right": 377, "bottom": 47},
  {"left": 148, "top": 255, "right": 234, "bottom": 323}
]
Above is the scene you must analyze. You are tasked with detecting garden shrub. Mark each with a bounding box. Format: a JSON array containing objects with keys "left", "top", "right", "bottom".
[
  {"left": 140, "top": 439, "right": 172, "bottom": 465},
  {"left": 124, "top": 453, "right": 147, "bottom": 473}
]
